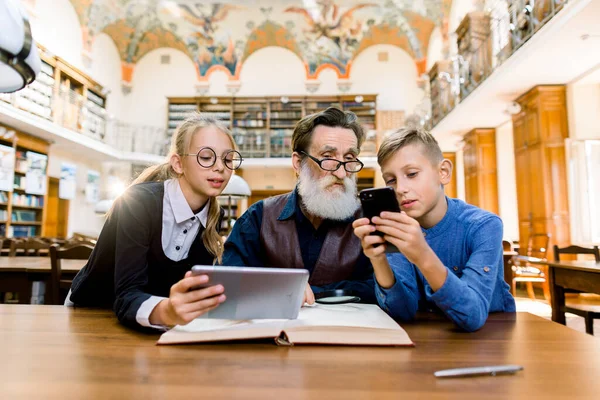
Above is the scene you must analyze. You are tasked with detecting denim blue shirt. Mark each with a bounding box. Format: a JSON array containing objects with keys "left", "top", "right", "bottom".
[
  {"left": 222, "top": 189, "right": 376, "bottom": 303},
  {"left": 376, "top": 197, "right": 516, "bottom": 332}
]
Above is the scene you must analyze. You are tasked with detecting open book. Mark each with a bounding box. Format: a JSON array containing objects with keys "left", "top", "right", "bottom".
[{"left": 157, "top": 303, "right": 413, "bottom": 346}]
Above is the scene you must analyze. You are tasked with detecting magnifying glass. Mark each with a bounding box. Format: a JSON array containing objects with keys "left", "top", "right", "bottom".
[{"left": 314, "top": 289, "right": 361, "bottom": 305}]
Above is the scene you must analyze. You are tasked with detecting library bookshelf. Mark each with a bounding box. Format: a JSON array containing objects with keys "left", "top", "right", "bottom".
[{"left": 0, "top": 126, "right": 50, "bottom": 238}]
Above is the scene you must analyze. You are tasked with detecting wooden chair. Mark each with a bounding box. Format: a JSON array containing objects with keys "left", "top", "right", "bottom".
[
  {"left": 554, "top": 245, "right": 600, "bottom": 335},
  {"left": 49, "top": 243, "right": 94, "bottom": 305},
  {"left": 64, "top": 237, "right": 97, "bottom": 248},
  {"left": 9, "top": 237, "right": 50, "bottom": 257},
  {"left": 511, "top": 233, "right": 551, "bottom": 301}
]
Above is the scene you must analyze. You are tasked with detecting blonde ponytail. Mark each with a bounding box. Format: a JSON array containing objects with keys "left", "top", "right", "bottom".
[
  {"left": 204, "top": 197, "right": 224, "bottom": 264},
  {"left": 132, "top": 162, "right": 174, "bottom": 185}
]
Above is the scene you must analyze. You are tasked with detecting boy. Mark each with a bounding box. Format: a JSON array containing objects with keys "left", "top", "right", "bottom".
[{"left": 353, "top": 128, "right": 515, "bottom": 331}]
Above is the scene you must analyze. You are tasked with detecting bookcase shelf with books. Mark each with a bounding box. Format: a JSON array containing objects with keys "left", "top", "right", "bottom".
[
  {"left": 1, "top": 45, "right": 108, "bottom": 141},
  {"left": 0, "top": 124, "right": 49, "bottom": 238},
  {"left": 167, "top": 95, "right": 378, "bottom": 159}
]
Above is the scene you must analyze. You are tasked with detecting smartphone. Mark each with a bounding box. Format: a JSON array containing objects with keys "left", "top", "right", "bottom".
[{"left": 359, "top": 187, "right": 401, "bottom": 253}]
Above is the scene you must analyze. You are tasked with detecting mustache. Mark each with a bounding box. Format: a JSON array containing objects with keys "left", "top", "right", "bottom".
[{"left": 319, "top": 175, "right": 348, "bottom": 188}]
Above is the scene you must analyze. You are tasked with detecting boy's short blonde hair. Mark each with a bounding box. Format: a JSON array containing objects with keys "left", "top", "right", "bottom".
[{"left": 377, "top": 128, "right": 443, "bottom": 167}]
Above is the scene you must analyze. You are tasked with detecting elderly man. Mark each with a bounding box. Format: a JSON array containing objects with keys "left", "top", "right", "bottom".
[{"left": 222, "top": 107, "right": 375, "bottom": 304}]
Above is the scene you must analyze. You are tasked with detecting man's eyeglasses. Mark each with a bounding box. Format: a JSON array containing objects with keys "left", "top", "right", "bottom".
[
  {"left": 300, "top": 151, "right": 363, "bottom": 173},
  {"left": 184, "top": 147, "right": 243, "bottom": 170}
]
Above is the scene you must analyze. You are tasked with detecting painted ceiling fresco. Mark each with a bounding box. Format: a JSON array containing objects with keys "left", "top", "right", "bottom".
[{"left": 69, "top": 0, "right": 453, "bottom": 84}]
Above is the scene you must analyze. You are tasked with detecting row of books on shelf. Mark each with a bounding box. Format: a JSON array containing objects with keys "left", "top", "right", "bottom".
[
  {"left": 233, "top": 119, "right": 265, "bottom": 128},
  {"left": 0, "top": 225, "right": 39, "bottom": 238},
  {"left": 15, "top": 151, "right": 28, "bottom": 172},
  {"left": 13, "top": 175, "right": 26, "bottom": 191},
  {"left": 87, "top": 91, "right": 105, "bottom": 108},
  {"left": 11, "top": 210, "right": 38, "bottom": 222},
  {"left": 0, "top": 209, "right": 7, "bottom": 221},
  {"left": 0, "top": 191, "right": 8, "bottom": 203},
  {"left": 169, "top": 103, "right": 198, "bottom": 112},
  {"left": 12, "top": 193, "right": 44, "bottom": 207},
  {"left": 13, "top": 95, "right": 53, "bottom": 120}
]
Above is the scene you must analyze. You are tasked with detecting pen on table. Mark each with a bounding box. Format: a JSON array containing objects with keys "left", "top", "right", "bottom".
[{"left": 434, "top": 365, "right": 524, "bottom": 378}]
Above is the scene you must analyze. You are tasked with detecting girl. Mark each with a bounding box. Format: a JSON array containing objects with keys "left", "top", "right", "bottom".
[{"left": 68, "top": 115, "right": 243, "bottom": 330}]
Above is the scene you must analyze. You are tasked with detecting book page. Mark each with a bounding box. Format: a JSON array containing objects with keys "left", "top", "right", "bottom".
[
  {"left": 282, "top": 304, "right": 413, "bottom": 346},
  {"left": 285, "top": 303, "right": 401, "bottom": 330}
]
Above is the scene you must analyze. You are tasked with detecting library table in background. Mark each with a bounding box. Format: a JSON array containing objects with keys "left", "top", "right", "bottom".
[
  {"left": 1, "top": 305, "right": 599, "bottom": 399},
  {"left": 527, "top": 258, "right": 600, "bottom": 324},
  {"left": 0, "top": 257, "right": 85, "bottom": 304}
]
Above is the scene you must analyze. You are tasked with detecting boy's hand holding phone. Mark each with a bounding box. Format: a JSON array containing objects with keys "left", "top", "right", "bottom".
[
  {"left": 372, "top": 211, "right": 433, "bottom": 267},
  {"left": 352, "top": 218, "right": 387, "bottom": 262}
]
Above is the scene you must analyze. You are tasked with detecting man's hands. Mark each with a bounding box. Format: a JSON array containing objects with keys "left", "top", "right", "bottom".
[{"left": 303, "top": 283, "right": 315, "bottom": 305}]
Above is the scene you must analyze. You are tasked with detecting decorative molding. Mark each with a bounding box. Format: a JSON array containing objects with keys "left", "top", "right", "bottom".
[
  {"left": 337, "top": 79, "right": 352, "bottom": 93},
  {"left": 305, "top": 80, "right": 320, "bottom": 93}
]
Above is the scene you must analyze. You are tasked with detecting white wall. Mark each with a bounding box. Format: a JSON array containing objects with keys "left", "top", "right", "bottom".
[
  {"left": 121, "top": 48, "right": 198, "bottom": 128},
  {"left": 47, "top": 146, "right": 105, "bottom": 237},
  {"left": 90, "top": 33, "right": 125, "bottom": 120},
  {"left": 351, "top": 44, "right": 423, "bottom": 112},
  {"left": 238, "top": 47, "right": 306, "bottom": 96},
  {"left": 30, "top": 0, "right": 85, "bottom": 72},
  {"left": 313, "top": 68, "right": 339, "bottom": 95},
  {"left": 495, "top": 120, "right": 519, "bottom": 241},
  {"left": 207, "top": 70, "right": 230, "bottom": 97},
  {"left": 426, "top": 27, "right": 444, "bottom": 71},
  {"left": 567, "top": 82, "right": 600, "bottom": 139},
  {"left": 448, "top": 0, "right": 477, "bottom": 33}
]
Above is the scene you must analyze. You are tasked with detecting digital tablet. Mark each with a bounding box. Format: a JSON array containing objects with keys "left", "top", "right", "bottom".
[{"left": 191, "top": 265, "right": 309, "bottom": 320}]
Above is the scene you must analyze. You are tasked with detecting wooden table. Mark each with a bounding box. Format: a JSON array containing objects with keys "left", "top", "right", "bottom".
[
  {"left": 1, "top": 306, "right": 599, "bottom": 399},
  {"left": 527, "top": 258, "right": 600, "bottom": 324},
  {"left": 0, "top": 257, "right": 86, "bottom": 304}
]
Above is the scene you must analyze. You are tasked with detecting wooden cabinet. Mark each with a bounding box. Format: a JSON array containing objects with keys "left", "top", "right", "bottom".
[
  {"left": 512, "top": 85, "right": 570, "bottom": 256},
  {"left": 443, "top": 152, "right": 457, "bottom": 198},
  {"left": 462, "top": 128, "right": 498, "bottom": 214}
]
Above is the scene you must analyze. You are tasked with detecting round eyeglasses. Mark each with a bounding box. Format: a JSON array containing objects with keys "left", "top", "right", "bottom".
[
  {"left": 185, "top": 147, "right": 243, "bottom": 170},
  {"left": 300, "top": 151, "right": 364, "bottom": 173}
]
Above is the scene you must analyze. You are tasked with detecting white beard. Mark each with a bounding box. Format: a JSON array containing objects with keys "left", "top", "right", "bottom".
[{"left": 296, "top": 162, "right": 360, "bottom": 221}]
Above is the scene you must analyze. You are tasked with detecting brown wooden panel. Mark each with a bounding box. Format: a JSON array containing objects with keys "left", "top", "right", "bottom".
[
  {"left": 442, "top": 152, "right": 457, "bottom": 198},
  {"left": 462, "top": 128, "right": 498, "bottom": 214},
  {"left": 528, "top": 145, "right": 547, "bottom": 220},
  {"left": 513, "top": 114, "right": 526, "bottom": 150},
  {"left": 514, "top": 150, "right": 531, "bottom": 221},
  {"left": 512, "top": 85, "right": 570, "bottom": 254},
  {"left": 525, "top": 104, "right": 540, "bottom": 146}
]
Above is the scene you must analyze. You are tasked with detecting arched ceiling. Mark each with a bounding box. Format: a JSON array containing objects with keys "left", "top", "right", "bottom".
[{"left": 68, "top": 0, "right": 453, "bottom": 82}]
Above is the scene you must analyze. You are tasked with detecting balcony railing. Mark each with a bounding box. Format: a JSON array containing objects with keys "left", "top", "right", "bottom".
[
  {"left": 104, "top": 120, "right": 169, "bottom": 156},
  {"left": 1, "top": 86, "right": 169, "bottom": 156},
  {"left": 430, "top": 0, "right": 567, "bottom": 128}
]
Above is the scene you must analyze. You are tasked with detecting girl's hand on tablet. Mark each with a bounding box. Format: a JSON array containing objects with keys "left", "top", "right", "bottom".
[{"left": 150, "top": 271, "right": 226, "bottom": 326}]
